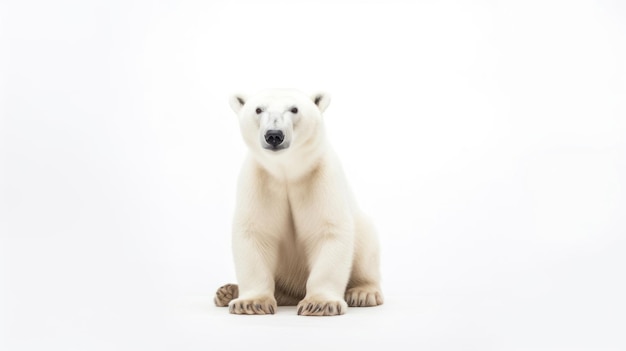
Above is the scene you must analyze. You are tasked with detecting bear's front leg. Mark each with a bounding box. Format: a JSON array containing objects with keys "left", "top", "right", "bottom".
[
  {"left": 297, "top": 228, "right": 353, "bottom": 316},
  {"left": 229, "top": 232, "right": 278, "bottom": 315}
]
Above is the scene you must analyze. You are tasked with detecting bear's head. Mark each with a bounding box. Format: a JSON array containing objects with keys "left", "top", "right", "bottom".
[{"left": 229, "top": 89, "right": 330, "bottom": 156}]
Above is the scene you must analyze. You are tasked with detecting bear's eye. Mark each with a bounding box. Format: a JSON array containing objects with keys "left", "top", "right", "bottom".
[
  {"left": 290, "top": 107, "right": 298, "bottom": 114},
  {"left": 255, "top": 107, "right": 263, "bottom": 114}
]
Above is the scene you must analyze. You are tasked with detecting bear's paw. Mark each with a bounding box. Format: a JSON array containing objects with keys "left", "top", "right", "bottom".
[
  {"left": 228, "top": 296, "right": 277, "bottom": 315},
  {"left": 345, "top": 286, "right": 384, "bottom": 307},
  {"left": 297, "top": 296, "right": 347, "bottom": 316}
]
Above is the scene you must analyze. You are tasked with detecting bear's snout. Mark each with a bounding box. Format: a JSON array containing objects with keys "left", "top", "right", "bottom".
[{"left": 264, "top": 130, "right": 285, "bottom": 148}]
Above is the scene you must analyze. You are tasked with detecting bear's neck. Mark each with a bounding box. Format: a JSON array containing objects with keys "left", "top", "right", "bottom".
[{"left": 252, "top": 140, "right": 329, "bottom": 183}]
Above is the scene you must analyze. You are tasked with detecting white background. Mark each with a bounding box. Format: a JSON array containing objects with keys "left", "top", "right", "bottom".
[{"left": 1, "top": 0, "right": 625, "bottom": 350}]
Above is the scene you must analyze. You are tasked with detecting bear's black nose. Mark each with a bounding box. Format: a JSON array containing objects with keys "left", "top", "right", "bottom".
[{"left": 264, "top": 130, "right": 284, "bottom": 147}]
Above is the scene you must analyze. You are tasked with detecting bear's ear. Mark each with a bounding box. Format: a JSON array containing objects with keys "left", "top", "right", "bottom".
[
  {"left": 311, "top": 92, "right": 330, "bottom": 113},
  {"left": 229, "top": 94, "right": 247, "bottom": 113}
]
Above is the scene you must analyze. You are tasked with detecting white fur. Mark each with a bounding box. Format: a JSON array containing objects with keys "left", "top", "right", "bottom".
[{"left": 225, "top": 89, "right": 382, "bottom": 316}]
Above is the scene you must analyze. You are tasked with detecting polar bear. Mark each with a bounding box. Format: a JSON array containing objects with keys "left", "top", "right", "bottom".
[{"left": 214, "top": 89, "right": 383, "bottom": 316}]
